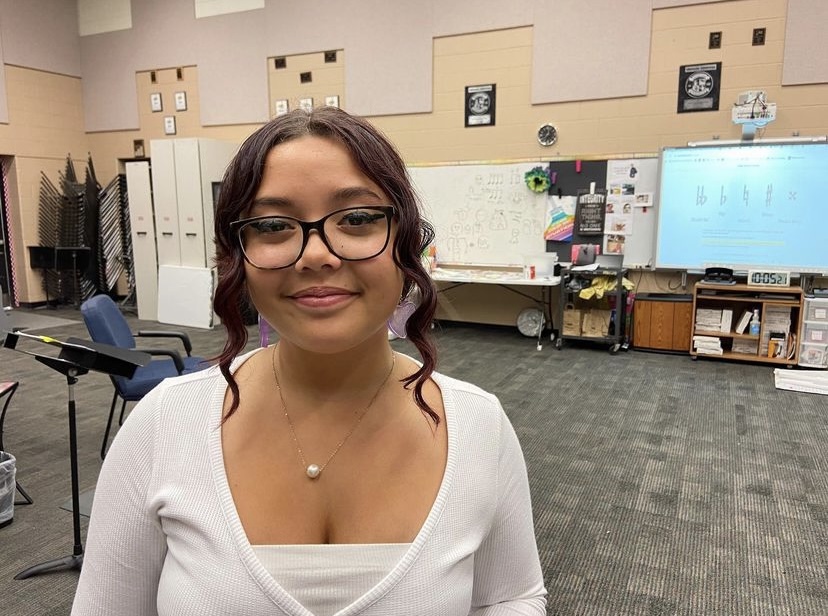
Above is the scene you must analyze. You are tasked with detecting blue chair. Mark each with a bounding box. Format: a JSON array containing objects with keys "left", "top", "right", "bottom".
[{"left": 80, "top": 295, "right": 208, "bottom": 459}]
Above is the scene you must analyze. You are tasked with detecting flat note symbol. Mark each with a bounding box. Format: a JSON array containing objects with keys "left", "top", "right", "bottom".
[{"left": 696, "top": 186, "right": 707, "bottom": 206}]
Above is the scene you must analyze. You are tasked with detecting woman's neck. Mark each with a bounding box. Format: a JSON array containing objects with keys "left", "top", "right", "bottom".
[{"left": 273, "top": 337, "right": 397, "bottom": 403}]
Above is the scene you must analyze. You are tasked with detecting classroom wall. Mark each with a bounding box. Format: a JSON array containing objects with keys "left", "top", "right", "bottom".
[
  {"left": 0, "top": 0, "right": 827, "bottom": 313},
  {"left": 89, "top": 0, "right": 828, "bottom": 169},
  {"left": 0, "top": 66, "right": 88, "bottom": 303},
  {"left": 267, "top": 50, "right": 346, "bottom": 119}
]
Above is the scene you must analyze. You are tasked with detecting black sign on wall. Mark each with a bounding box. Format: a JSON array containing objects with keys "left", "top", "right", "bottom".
[
  {"left": 464, "top": 84, "right": 496, "bottom": 127},
  {"left": 574, "top": 189, "right": 607, "bottom": 236},
  {"left": 677, "top": 62, "right": 721, "bottom": 113}
]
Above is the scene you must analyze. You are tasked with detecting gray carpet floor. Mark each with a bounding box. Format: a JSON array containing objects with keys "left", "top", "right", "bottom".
[
  {"left": 1, "top": 306, "right": 826, "bottom": 615},
  {"left": 5, "top": 310, "right": 80, "bottom": 331}
]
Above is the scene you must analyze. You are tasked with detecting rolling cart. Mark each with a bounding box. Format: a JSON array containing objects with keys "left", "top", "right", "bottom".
[{"left": 556, "top": 267, "right": 627, "bottom": 354}]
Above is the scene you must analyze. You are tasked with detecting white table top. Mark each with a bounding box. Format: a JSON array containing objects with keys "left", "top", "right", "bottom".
[{"left": 431, "top": 268, "right": 561, "bottom": 286}]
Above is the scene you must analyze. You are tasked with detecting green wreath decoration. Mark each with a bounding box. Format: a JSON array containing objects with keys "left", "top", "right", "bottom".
[{"left": 524, "top": 166, "right": 551, "bottom": 194}]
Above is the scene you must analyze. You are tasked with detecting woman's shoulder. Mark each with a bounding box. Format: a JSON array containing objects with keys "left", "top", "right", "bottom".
[
  {"left": 397, "top": 352, "right": 500, "bottom": 409},
  {"left": 430, "top": 369, "right": 503, "bottom": 428},
  {"left": 432, "top": 370, "right": 498, "bottom": 402},
  {"left": 139, "top": 348, "right": 264, "bottom": 412}
]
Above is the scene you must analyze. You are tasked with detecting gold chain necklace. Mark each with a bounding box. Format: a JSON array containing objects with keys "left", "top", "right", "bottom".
[{"left": 271, "top": 346, "right": 396, "bottom": 480}]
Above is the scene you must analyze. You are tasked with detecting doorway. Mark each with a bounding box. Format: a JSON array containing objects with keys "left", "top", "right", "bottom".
[{"left": 0, "top": 158, "right": 16, "bottom": 307}]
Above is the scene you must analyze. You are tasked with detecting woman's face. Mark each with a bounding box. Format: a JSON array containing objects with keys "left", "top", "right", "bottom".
[{"left": 242, "top": 135, "right": 404, "bottom": 354}]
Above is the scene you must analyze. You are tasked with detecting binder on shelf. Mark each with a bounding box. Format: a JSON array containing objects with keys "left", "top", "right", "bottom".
[
  {"left": 720, "top": 309, "right": 733, "bottom": 333},
  {"left": 735, "top": 310, "right": 752, "bottom": 334},
  {"left": 768, "top": 332, "right": 786, "bottom": 358}
]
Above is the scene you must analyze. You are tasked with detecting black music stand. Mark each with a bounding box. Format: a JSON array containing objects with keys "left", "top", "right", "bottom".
[
  {"left": 26, "top": 246, "right": 92, "bottom": 308},
  {"left": 27, "top": 246, "right": 56, "bottom": 308},
  {"left": 55, "top": 247, "right": 92, "bottom": 308},
  {"left": 3, "top": 331, "right": 150, "bottom": 580}
]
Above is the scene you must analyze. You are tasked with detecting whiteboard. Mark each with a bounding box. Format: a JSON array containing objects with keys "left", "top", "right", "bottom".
[
  {"left": 604, "top": 157, "right": 659, "bottom": 268},
  {"left": 409, "top": 163, "right": 548, "bottom": 267}
]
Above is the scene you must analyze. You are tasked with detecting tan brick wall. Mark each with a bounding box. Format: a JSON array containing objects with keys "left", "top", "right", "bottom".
[
  {"left": 6, "top": 0, "right": 826, "bottom": 313},
  {"left": 267, "top": 50, "right": 346, "bottom": 117},
  {"left": 0, "top": 66, "right": 88, "bottom": 304},
  {"left": 88, "top": 65, "right": 259, "bottom": 181}
]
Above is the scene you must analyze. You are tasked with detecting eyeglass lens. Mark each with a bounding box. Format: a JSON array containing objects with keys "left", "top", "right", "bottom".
[{"left": 238, "top": 207, "right": 391, "bottom": 268}]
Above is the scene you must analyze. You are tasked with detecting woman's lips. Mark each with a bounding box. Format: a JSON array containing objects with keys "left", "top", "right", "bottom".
[{"left": 289, "top": 287, "right": 357, "bottom": 308}]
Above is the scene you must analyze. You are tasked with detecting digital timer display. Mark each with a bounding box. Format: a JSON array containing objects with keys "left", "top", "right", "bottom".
[{"left": 747, "top": 270, "right": 790, "bottom": 287}]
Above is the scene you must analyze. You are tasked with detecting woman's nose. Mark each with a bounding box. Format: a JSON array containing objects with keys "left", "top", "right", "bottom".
[{"left": 295, "top": 230, "right": 341, "bottom": 270}]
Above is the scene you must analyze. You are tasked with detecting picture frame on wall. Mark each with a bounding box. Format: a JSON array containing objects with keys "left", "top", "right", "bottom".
[
  {"left": 324, "top": 95, "right": 340, "bottom": 108},
  {"left": 677, "top": 62, "right": 721, "bottom": 113},
  {"left": 464, "top": 84, "right": 496, "bottom": 127},
  {"left": 150, "top": 92, "right": 163, "bottom": 112},
  {"left": 274, "top": 99, "right": 289, "bottom": 116},
  {"left": 299, "top": 97, "right": 313, "bottom": 112},
  {"left": 163, "top": 116, "right": 177, "bottom": 135},
  {"left": 174, "top": 91, "right": 187, "bottom": 111}
]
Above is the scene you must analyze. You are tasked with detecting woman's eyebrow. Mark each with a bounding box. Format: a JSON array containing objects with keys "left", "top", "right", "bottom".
[
  {"left": 332, "top": 186, "right": 385, "bottom": 202},
  {"left": 250, "top": 196, "right": 294, "bottom": 210},
  {"left": 248, "top": 186, "right": 385, "bottom": 215}
]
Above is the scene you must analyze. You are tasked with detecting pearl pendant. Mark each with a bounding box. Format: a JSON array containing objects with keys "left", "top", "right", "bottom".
[{"left": 306, "top": 464, "right": 321, "bottom": 479}]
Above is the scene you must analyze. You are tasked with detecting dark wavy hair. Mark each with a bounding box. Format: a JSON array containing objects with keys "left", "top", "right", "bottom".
[{"left": 213, "top": 107, "right": 439, "bottom": 424}]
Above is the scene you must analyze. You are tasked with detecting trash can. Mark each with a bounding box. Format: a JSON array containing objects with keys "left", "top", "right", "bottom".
[{"left": 0, "top": 451, "right": 15, "bottom": 528}]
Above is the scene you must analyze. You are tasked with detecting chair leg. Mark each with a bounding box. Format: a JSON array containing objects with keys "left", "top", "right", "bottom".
[
  {"left": 15, "top": 481, "right": 33, "bottom": 506},
  {"left": 101, "top": 390, "right": 120, "bottom": 461},
  {"left": 118, "top": 398, "right": 128, "bottom": 426}
]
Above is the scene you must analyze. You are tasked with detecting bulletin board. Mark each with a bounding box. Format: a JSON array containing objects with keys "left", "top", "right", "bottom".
[
  {"left": 408, "top": 162, "right": 548, "bottom": 267},
  {"left": 544, "top": 157, "right": 658, "bottom": 268}
]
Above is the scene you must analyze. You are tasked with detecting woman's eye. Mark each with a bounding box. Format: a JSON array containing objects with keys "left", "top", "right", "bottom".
[
  {"left": 252, "top": 218, "right": 292, "bottom": 233},
  {"left": 341, "top": 210, "right": 383, "bottom": 226}
]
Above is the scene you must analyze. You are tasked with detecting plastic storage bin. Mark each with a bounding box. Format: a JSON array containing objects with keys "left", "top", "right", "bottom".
[
  {"left": 0, "top": 451, "right": 15, "bottom": 528},
  {"left": 804, "top": 297, "right": 828, "bottom": 323},
  {"left": 798, "top": 342, "right": 828, "bottom": 368},
  {"left": 802, "top": 321, "right": 828, "bottom": 344}
]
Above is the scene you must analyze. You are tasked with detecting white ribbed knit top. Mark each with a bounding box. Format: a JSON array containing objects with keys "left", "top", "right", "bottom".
[
  {"left": 72, "top": 350, "right": 546, "bottom": 615},
  {"left": 251, "top": 543, "right": 409, "bottom": 616}
]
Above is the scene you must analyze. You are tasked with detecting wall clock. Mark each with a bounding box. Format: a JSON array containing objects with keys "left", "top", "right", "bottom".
[{"left": 537, "top": 123, "right": 558, "bottom": 146}]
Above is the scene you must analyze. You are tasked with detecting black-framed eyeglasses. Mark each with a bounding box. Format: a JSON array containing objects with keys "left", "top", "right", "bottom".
[{"left": 230, "top": 206, "right": 396, "bottom": 270}]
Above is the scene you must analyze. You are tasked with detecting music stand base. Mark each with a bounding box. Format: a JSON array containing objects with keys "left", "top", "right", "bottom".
[{"left": 15, "top": 553, "right": 83, "bottom": 580}]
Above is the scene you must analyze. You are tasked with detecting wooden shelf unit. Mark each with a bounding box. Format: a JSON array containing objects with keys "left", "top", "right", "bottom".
[{"left": 690, "top": 282, "right": 803, "bottom": 365}]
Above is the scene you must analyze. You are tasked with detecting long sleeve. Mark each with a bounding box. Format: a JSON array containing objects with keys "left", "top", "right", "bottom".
[
  {"left": 71, "top": 385, "right": 167, "bottom": 616},
  {"left": 469, "top": 407, "right": 547, "bottom": 615}
]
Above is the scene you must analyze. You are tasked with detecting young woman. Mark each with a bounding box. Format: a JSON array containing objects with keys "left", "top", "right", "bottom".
[{"left": 73, "top": 108, "right": 546, "bottom": 615}]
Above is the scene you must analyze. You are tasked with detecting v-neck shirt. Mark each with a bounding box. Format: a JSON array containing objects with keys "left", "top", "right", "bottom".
[{"left": 72, "top": 350, "right": 547, "bottom": 615}]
